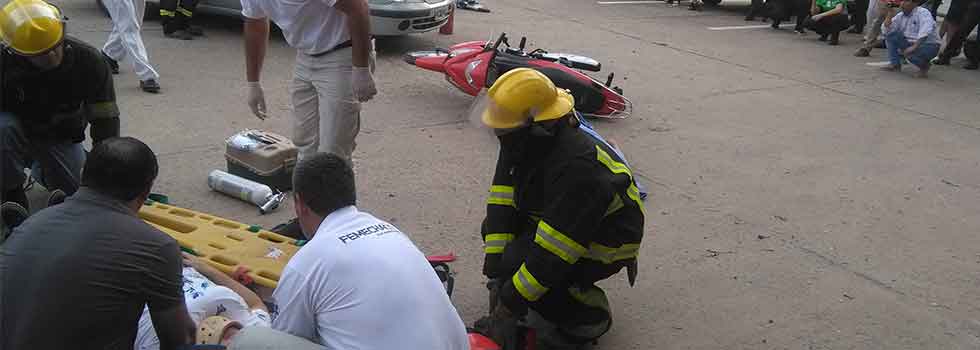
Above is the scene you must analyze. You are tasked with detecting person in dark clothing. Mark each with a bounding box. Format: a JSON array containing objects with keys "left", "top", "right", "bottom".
[
  {"left": 0, "top": 0, "right": 121, "bottom": 227},
  {"left": 472, "top": 68, "right": 645, "bottom": 350},
  {"left": 804, "top": 0, "right": 851, "bottom": 44},
  {"left": 763, "top": 0, "right": 811, "bottom": 32},
  {"left": 0, "top": 137, "right": 197, "bottom": 350},
  {"left": 849, "top": 0, "right": 870, "bottom": 33},
  {"left": 746, "top": 0, "right": 767, "bottom": 21},
  {"left": 934, "top": 0, "right": 980, "bottom": 69},
  {"left": 160, "top": 0, "right": 203, "bottom": 40}
]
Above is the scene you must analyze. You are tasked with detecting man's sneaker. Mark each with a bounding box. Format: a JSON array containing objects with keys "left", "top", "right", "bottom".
[
  {"left": 964, "top": 61, "right": 979, "bottom": 70},
  {"left": 165, "top": 29, "right": 194, "bottom": 40},
  {"left": 2, "top": 201, "right": 29, "bottom": 241},
  {"left": 47, "top": 189, "right": 66, "bottom": 208},
  {"left": 854, "top": 47, "right": 871, "bottom": 57},
  {"left": 932, "top": 56, "right": 951, "bottom": 65},
  {"left": 140, "top": 79, "right": 161, "bottom": 93},
  {"left": 102, "top": 51, "right": 119, "bottom": 74}
]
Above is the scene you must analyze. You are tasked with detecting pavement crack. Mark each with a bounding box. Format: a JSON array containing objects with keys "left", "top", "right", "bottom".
[{"left": 796, "top": 245, "right": 905, "bottom": 296}]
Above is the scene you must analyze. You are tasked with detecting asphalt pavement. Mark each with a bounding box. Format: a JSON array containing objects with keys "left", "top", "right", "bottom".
[{"left": 50, "top": 0, "right": 980, "bottom": 348}]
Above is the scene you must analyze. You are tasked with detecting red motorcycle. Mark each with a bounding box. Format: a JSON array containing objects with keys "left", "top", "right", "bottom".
[{"left": 404, "top": 33, "right": 632, "bottom": 120}]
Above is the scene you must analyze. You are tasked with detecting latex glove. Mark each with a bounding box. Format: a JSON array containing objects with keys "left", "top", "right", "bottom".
[
  {"left": 247, "top": 81, "right": 268, "bottom": 120},
  {"left": 352, "top": 66, "right": 377, "bottom": 103}
]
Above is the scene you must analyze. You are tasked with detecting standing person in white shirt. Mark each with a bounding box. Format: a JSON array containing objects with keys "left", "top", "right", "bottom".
[
  {"left": 101, "top": 0, "right": 161, "bottom": 93},
  {"left": 880, "top": 0, "right": 941, "bottom": 77},
  {"left": 270, "top": 153, "right": 469, "bottom": 350},
  {"left": 239, "top": 0, "right": 377, "bottom": 163},
  {"left": 134, "top": 253, "right": 271, "bottom": 350}
]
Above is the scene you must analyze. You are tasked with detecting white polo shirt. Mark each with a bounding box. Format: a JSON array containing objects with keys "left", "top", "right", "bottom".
[
  {"left": 271, "top": 206, "right": 469, "bottom": 350},
  {"left": 240, "top": 0, "right": 350, "bottom": 55},
  {"left": 134, "top": 268, "right": 271, "bottom": 350}
]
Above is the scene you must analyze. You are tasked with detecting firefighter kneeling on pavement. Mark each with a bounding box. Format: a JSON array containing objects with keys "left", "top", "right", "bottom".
[{"left": 473, "top": 68, "right": 645, "bottom": 349}]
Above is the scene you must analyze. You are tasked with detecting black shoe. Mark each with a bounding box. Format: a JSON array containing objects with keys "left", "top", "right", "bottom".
[
  {"left": 140, "top": 79, "right": 161, "bottom": 93},
  {"left": 854, "top": 47, "right": 871, "bottom": 57},
  {"left": 932, "top": 56, "right": 950, "bottom": 65},
  {"left": 185, "top": 25, "right": 204, "bottom": 36},
  {"left": 2, "top": 201, "right": 29, "bottom": 241},
  {"left": 818, "top": 34, "right": 829, "bottom": 41},
  {"left": 102, "top": 51, "right": 119, "bottom": 75},
  {"left": 965, "top": 61, "right": 979, "bottom": 70},
  {"left": 165, "top": 29, "right": 194, "bottom": 40},
  {"left": 47, "top": 189, "right": 66, "bottom": 208},
  {"left": 271, "top": 218, "right": 305, "bottom": 240}
]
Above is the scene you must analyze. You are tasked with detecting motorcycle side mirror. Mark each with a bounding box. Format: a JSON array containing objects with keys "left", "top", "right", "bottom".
[{"left": 519, "top": 37, "right": 527, "bottom": 51}]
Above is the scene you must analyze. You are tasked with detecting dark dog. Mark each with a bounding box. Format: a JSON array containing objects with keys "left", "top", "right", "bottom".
[{"left": 764, "top": 0, "right": 810, "bottom": 33}]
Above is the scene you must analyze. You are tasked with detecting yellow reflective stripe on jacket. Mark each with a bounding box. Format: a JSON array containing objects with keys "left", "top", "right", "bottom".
[
  {"left": 596, "top": 146, "right": 631, "bottom": 176},
  {"left": 160, "top": 9, "right": 176, "bottom": 16},
  {"left": 596, "top": 145, "right": 645, "bottom": 215},
  {"left": 487, "top": 185, "right": 515, "bottom": 207},
  {"left": 484, "top": 233, "right": 514, "bottom": 254},
  {"left": 583, "top": 243, "right": 640, "bottom": 264},
  {"left": 177, "top": 7, "right": 193, "bottom": 17},
  {"left": 534, "top": 221, "right": 587, "bottom": 264},
  {"left": 513, "top": 263, "right": 548, "bottom": 301},
  {"left": 627, "top": 184, "right": 646, "bottom": 215},
  {"left": 605, "top": 194, "right": 624, "bottom": 217}
]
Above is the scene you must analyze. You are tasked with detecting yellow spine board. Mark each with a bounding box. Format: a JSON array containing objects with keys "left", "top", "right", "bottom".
[{"left": 139, "top": 202, "right": 300, "bottom": 288}]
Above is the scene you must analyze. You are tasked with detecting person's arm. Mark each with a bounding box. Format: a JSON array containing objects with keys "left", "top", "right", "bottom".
[
  {"left": 182, "top": 253, "right": 267, "bottom": 312},
  {"left": 85, "top": 51, "right": 121, "bottom": 145},
  {"left": 884, "top": 10, "right": 900, "bottom": 32},
  {"left": 147, "top": 241, "right": 196, "bottom": 350},
  {"left": 334, "top": 0, "right": 372, "bottom": 68},
  {"left": 481, "top": 148, "right": 521, "bottom": 279},
  {"left": 151, "top": 304, "right": 196, "bottom": 350},
  {"left": 243, "top": 17, "right": 269, "bottom": 84},
  {"left": 496, "top": 162, "right": 614, "bottom": 316},
  {"left": 335, "top": 0, "right": 377, "bottom": 102},
  {"left": 815, "top": 3, "right": 844, "bottom": 19}
]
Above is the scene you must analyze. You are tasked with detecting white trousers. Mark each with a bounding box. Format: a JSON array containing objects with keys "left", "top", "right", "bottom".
[
  {"left": 103, "top": 0, "right": 159, "bottom": 81},
  {"left": 291, "top": 48, "right": 361, "bottom": 162}
]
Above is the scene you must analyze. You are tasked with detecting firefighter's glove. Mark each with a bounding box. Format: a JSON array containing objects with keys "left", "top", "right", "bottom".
[
  {"left": 489, "top": 303, "right": 521, "bottom": 350},
  {"left": 352, "top": 66, "right": 377, "bottom": 103},
  {"left": 246, "top": 81, "right": 267, "bottom": 120}
]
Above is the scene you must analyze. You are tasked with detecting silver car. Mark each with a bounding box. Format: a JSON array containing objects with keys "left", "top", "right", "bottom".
[{"left": 101, "top": 0, "right": 454, "bottom": 36}]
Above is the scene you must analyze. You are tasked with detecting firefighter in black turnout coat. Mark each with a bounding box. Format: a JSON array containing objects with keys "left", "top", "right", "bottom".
[{"left": 475, "top": 68, "right": 645, "bottom": 349}]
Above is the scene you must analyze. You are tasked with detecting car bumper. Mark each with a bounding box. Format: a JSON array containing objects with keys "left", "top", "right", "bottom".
[{"left": 369, "top": 1, "right": 454, "bottom": 36}]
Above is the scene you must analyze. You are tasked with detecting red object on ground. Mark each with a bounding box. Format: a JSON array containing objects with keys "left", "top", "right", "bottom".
[
  {"left": 426, "top": 253, "right": 457, "bottom": 263},
  {"left": 468, "top": 333, "right": 501, "bottom": 350},
  {"left": 440, "top": 6, "right": 454, "bottom": 35}
]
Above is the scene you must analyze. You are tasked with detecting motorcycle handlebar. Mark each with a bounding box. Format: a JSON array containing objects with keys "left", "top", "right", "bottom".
[{"left": 491, "top": 33, "right": 507, "bottom": 52}]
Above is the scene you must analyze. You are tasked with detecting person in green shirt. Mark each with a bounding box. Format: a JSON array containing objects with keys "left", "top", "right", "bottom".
[{"left": 805, "top": 0, "right": 851, "bottom": 44}]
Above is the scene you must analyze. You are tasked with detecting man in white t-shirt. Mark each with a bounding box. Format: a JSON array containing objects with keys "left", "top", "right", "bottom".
[
  {"left": 239, "top": 0, "right": 376, "bottom": 163},
  {"left": 270, "top": 153, "right": 469, "bottom": 350},
  {"left": 134, "top": 254, "right": 271, "bottom": 350}
]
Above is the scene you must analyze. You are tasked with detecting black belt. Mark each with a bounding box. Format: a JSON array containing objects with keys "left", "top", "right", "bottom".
[{"left": 309, "top": 40, "right": 353, "bottom": 57}]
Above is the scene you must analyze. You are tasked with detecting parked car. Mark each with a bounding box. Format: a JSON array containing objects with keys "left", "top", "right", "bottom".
[{"left": 97, "top": 0, "right": 454, "bottom": 36}]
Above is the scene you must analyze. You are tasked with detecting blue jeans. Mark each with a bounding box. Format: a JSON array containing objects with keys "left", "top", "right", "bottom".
[
  {"left": 886, "top": 30, "right": 940, "bottom": 68},
  {"left": 0, "top": 113, "right": 86, "bottom": 198}
]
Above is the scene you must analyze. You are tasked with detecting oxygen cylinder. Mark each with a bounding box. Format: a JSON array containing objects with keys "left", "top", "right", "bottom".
[{"left": 207, "top": 170, "right": 284, "bottom": 214}]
